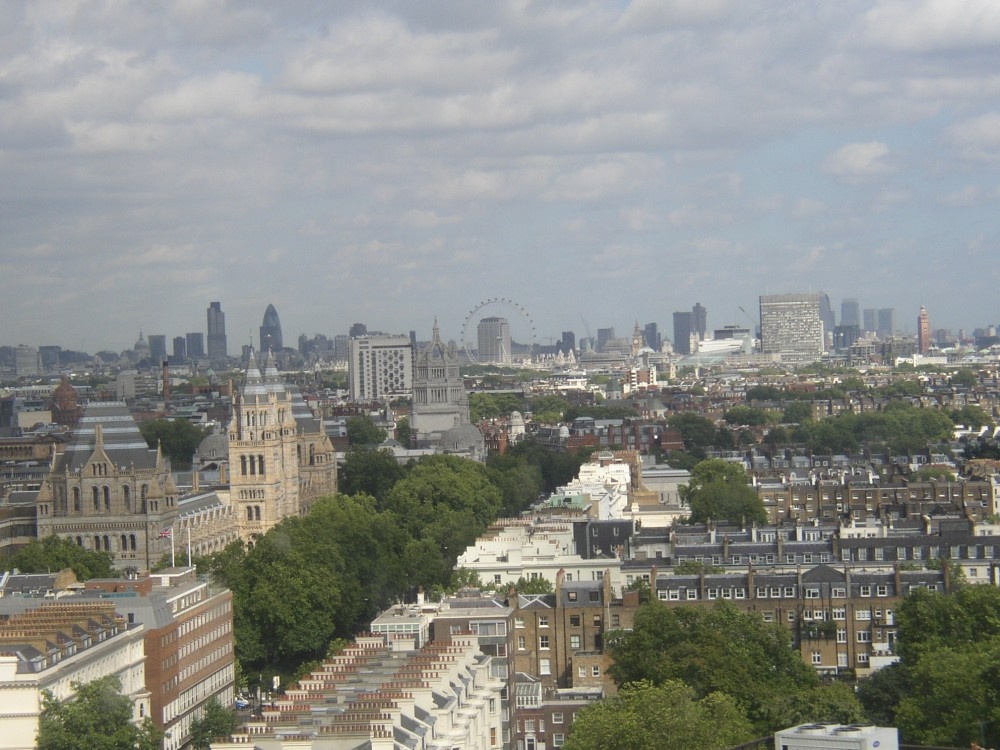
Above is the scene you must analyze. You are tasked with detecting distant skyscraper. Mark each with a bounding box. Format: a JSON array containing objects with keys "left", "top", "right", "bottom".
[
  {"left": 841, "top": 298, "right": 860, "bottom": 326},
  {"left": 14, "top": 345, "right": 39, "bottom": 377},
  {"left": 917, "top": 306, "right": 931, "bottom": 353},
  {"left": 172, "top": 336, "right": 186, "bottom": 360},
  {"left": 478, "top": 317, "right": 512, "bottom": 363},
  {"left": 333, "top": 334, "right": 350, "bottom": 362},
  {"left": 877, "top": 308, "right": 895, "bottom": 339},
  {"left": 259, "top": 304, "right": 283, "bottom": 352},
  {"left": 863, "top": 308, "right": 877, "bottom": 334},
  {"left": 186, "top": 332, "right": 205, "bottom": 358},
  {"left": 596, "top": 327, "right": 615, "bottom": 352},
  {"left": 759, "top": 293, "right": 824, "bottom": 365},
  {"left": 692, "top": 303, "right": 707, "bottom": 341},
  {"left": 207, "top": 301, "right": 227, "bottom": 361},
  {"left": 818, "top": 293, "right": 835, "bottom": 342},
  {"left": 560, "top": 331, "right": 576, "bottom": 353},
  {"left": 148, "top": 335, "right": 167, "bottom": 363},
  {"left": 833, "top": 324, "right": 861, "bottom": 352},
  {"left": 348, "top": 335, "right": 413, "bottom": 401},
  {"left": 643, "top": 322, "right": 660, "bottom": 351},
  {"left": 673, "top": 312, "right": 694, "bottom": 355},
  {"left": 349, "top": 323, "right": 368, "bottom": 338}
]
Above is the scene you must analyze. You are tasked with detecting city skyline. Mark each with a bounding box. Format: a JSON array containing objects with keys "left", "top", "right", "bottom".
[{"left": 3, "top": 1, "right": 999, "bottom": 350}]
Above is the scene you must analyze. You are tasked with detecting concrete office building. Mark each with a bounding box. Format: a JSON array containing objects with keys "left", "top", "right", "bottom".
[
  {"left": 759, "top": 293, "right": 824, "bottom": 365},
  {"left": 186, "top": 332, "right": 205, "bottom": 359},
  {"left": 206, "top": 301, "right": 227, "bottom": 362},
  {"left": 478, "top": 317, "right": 512, "bottom": 364},
  {"left": 348, "top": 335, "right": 413, "bottom": 401},
  {"left": 841, "top": 298, "right": 860, "bottom": 326}
]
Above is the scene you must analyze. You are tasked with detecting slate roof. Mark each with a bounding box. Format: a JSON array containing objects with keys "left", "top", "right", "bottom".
[{"left": 55, "top": 401, "right": 158, "bottom": 473}]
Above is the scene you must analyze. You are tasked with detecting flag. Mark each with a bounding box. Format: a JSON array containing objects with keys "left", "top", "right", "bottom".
[{"left": 158, "top": 528, "right": 172, "bottom": 539}]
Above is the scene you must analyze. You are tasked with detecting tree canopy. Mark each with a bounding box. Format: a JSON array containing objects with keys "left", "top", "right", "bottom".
[
  {"left": 607, "top": 601, "right": 860, "bottom": 733},
  {"left": 138, "top": 418, "right": 210, "bottom": 469},
  {"left": 7, "top": 534, "right": 115, "bottom": 580},
  {"left": 680, "top": 459, "right": 766, "bottom": 525},
  {"left": 854, "top": 584, "right": 1000, "bottom": 747},
  {"left": 562, "top": 680, "right": 754, "bottom": 750},
  {"left": 37, "top": 675, "right": 163, "bottom": 750},
  {"left": 189, "top": 698, "right": 238, "bottom": 749},
  {"left": 345, "top": 415, "right": 388, "bottom": 446}
]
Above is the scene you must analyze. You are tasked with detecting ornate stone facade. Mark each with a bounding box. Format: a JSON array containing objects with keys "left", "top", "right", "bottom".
[
  {"left": 35, "top": 402, "right": 178, "bottom": 571},
  {"left": 228, "top": 350, "right": 335, "bottom": 541},
  {"left": 410, "top": 320, "right": 470, "bottom": 447}
]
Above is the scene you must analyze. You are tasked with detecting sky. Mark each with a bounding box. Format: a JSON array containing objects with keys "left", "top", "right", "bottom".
[{"left": 3, "top": 0, "right": 1000, "bottom": 354}]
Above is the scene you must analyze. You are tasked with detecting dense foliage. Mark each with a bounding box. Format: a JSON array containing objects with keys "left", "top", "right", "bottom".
[
  {"left": 7, "top": 534, "right": 116, "bottom": 580},
  {"left": 345, "top": 414, "right": 388, "bottom": 446},
  {"left": 856, "top": 585, "right": 1000, "bottom": 747},
  {"left": 607, "top": 602, "right": 863, "bottom": 734},
  {"left": 138, "top": 418, "right": 211, "bottom": 469},
  {"left": 680, "top": 459, "right": 766, "bottom": 525},
  {"left": 563, "top": 680, "right": 754, "bottom": 750},
  {"left": 189, "top": 699, "right": 239, "bottom": 749},
  {"left": 37, "top": 675, "right": 163, "bottom": 750}
]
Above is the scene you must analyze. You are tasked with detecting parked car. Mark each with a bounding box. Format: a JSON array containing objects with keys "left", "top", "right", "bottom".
[{"left": 234, "top": 697, "right": 250, "bottom": 709}]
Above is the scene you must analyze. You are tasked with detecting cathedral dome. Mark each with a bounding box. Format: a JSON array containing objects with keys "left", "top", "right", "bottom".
[
  {"left": 441, "top": 423, "right": 485, "bottom": 454},
  {"left": 196, "top": 430, "right": 229, "bottom": 463}
]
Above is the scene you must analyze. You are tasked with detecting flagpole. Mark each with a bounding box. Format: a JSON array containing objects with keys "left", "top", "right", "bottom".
[
  {"left": 187, "top": 526, "right": 192, "bottom": 569},
  {"left": 170, "top": 528, "right": 175, "bottom": 568}
]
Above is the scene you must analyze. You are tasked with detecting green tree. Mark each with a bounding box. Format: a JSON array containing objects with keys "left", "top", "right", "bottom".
[
  {"left": 681, "top": 459, "right": 766, "bottom": 525},
  {"left": 668, "top": 413, "right": 717, "bottom": 455},
  {"left": 950, "top": 404, "right": 994, "bottom": 430},
  {"left": 512, "top": 576, "right": 553, "bottom": 594},
  {"left": 562, "top": 680, "right": 754, "bottom": 750},
  {"left": 530, "top": 394, "right": 569, "bottom": 424},
  {"left": 346, "top": 415, "right": 388, "bottom": 446},
  {"left": 189, "top": 698, "right": 238, "bottom": 749},
  {"left": 950, "top": 368, "right": 978, "bottom": 387},
  {"left": 724, "top": 405, "right": 774, "bottom": 426},
  {"left": 395, "top": 416, "right": 413, "bottom": 447},
  {"left": 469, "top": 392, "right": 522, "bottom": 422},
  {"left": 339, "top": 447, "right": 406, "bottom": 501},
  {"left": 8, "top": 535, "right": 115, "bottom": 580},
  {"left": 607, "top": 601, "right": 827, "bottom": 733},
  {"left": 138, "top": 418, "right": 210, "bottom": 469},
  {"left": 37, "top": 675, "right": 163, "bottom": 750},
  {"left": 781, "top": 401, "right": 813, "bottom": 424}
]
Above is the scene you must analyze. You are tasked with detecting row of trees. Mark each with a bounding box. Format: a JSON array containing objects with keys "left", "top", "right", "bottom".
[
  {"left": 210, "top": 443, "right": 592, "bottom": 683},
  {"left": 857, "top": 585, "right": 1000, "bottom": 747},
  {"left": 563, "top": 601, "right": 864, "bottom": 749}
]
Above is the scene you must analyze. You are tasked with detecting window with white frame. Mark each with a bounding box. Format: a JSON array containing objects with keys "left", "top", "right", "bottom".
[
  {"left": 832, "top": 587, "right": 846, "bottom": 598},
  {"left": 857, "top": 631, "right": 871, "bottom": 642},
  {"left": 837, "top": 629, "right": 847, "bottom": 643},
  {"left": 856, "top": 610, "right": 871, "bottom": 620},
  {"left": 811, "top": 651, "right": 822, "bottom": 665}
]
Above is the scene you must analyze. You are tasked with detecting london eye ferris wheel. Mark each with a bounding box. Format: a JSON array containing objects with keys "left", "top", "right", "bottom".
[{"left": 461, "top": 298, "right": 536, "bottom": 365}]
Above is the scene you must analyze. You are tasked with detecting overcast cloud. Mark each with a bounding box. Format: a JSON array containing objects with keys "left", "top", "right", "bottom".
[{"left": 2, "top": 0, "right": 999, "bottom": 352}]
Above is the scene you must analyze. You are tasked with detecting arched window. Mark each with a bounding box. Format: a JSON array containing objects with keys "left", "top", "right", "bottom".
[
  {"left": 297, "top": 445, "right": 302, "bottom": 464},
  {"left": 249, "top": 456, "right": 256, "bottom": 475},
  {"left": 258, "top": 455, "right": 265, "bottom": 476},
  {"left": 309, "top": 445, "right": 315, "bottom": 466},
  {"left": 247, "top": 506, "right": 254, "bottom": 521},
  {"left": 120, "top": 534, "right": 128, "bottom": 551},
  {"left": 94, "top": 535, "right": 101, "bottom": 550},
  {"left": 76, "top": 536, "right": 83, "bottom": 546},
  {"left": 141, "top": 484, "right": 149, "bottom": 500},
  {"left": 103, "top": 535, "right": 110, "bottom": 551},
  {"left": 254, "top": 506, "right": 261, "bottom": 521},
  {"left": 92, "top": 486, "right": 100, "bottom": 511},
  {"left": 241, "top": 456, "right": 248, "bottom": 476},
  {"left": 73, "top": 487, "right": 81, "bottom": 512},
  {"left": 130, "top": 534, "right": 137, "bottom": 551},
  {"left": 123, "top": 485, "right": 131, "bottom": 510},
  {"left": 103, "top": 486, "right": 111, "bottom": 511}
]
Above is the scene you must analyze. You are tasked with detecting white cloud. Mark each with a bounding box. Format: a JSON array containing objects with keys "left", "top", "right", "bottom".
[
  {"left": 823, "top": 141, "right": 893, "bottom": 181},
  {"left": 949, "top": 113, "right": 1000, "bottom": 161},
  {"left": 865, "top": 0, "right": 1000, "bottom": 52}
]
